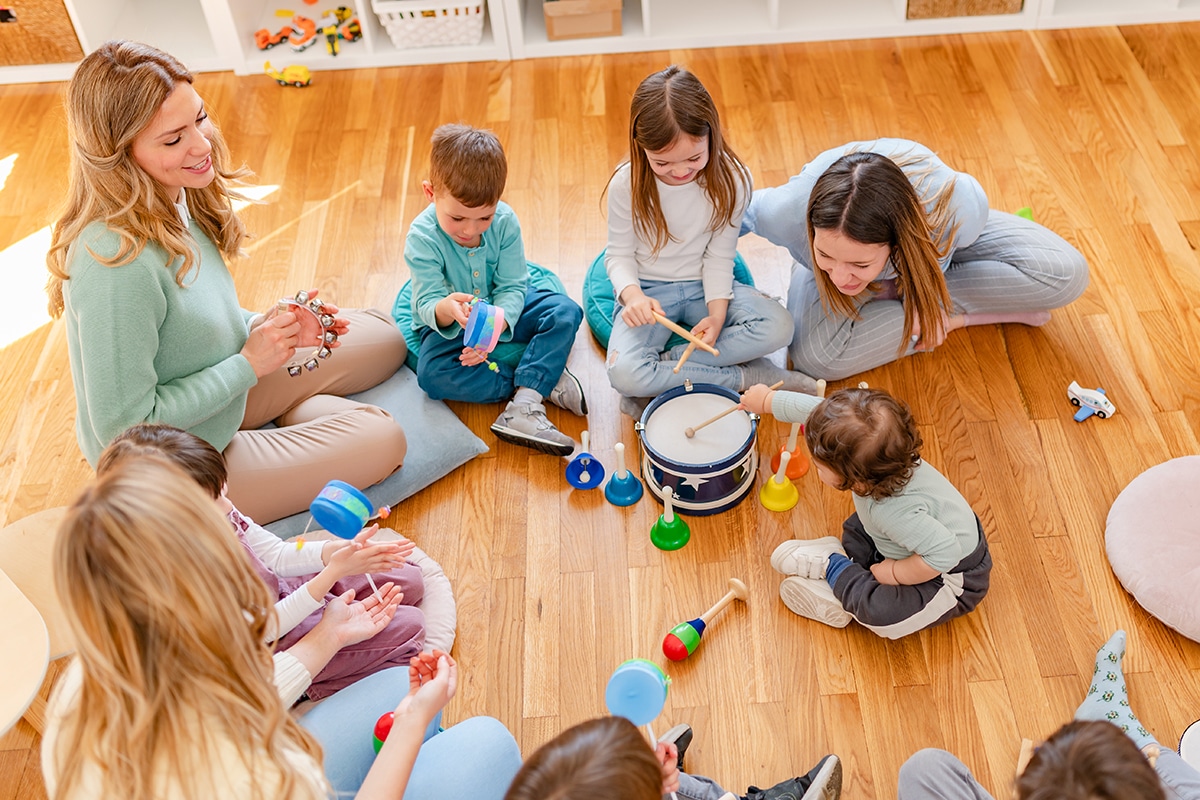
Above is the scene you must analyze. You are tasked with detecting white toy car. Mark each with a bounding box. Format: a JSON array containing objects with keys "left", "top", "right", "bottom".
[{"left": 1067, "top": 381, "right": 1116, "bottom": 422}]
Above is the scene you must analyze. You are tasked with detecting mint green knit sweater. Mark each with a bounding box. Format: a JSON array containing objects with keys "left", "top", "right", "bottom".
[{"left": 63, "top": 221, "right": 259, "bottom": 466}]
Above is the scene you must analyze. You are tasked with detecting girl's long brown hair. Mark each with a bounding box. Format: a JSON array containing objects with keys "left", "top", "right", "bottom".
[
  {"left": 46, "top": 40, "right": 250, "bottom": 318},
  {"left": 612, "top": 65, "right": 751, "bottom": 256},
  {"left": 50, "top": 458, "right": 326, "bottom": 799},
  {"left": 807, "top": 147, "right": 956, "bottom": 355}
]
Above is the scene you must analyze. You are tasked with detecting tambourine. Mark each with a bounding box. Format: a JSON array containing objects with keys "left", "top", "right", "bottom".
[{"left": 277, "top": 290, "right": 338, "bottom": 377}]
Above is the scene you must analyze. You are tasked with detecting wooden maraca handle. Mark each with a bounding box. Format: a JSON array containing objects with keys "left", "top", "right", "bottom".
[{"left": 698, "top": 577, "right": 749, "bottom": 624}]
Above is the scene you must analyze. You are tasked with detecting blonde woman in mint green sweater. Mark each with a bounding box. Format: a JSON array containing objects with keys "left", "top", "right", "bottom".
[{"left": 46, "top": 42, "right": 407, "bottom": 523}]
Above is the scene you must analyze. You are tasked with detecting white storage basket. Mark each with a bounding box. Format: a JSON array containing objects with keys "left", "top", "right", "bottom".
[{"left": 370, "top": 0, "right": 485, "bottom": 48}]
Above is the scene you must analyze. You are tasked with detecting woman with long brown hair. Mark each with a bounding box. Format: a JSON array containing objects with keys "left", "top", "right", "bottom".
[{"left": 744, "top": 139, "right": 1089, "bottom": 380}]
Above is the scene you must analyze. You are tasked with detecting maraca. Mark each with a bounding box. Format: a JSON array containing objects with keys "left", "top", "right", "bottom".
[{"left": 662, "top": 578, "right": 748, "bottom": 661}]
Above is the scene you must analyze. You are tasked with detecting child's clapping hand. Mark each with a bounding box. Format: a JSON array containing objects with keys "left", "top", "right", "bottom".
[{"left": 322, "top": 525, "right": 413, "bottom": 580}]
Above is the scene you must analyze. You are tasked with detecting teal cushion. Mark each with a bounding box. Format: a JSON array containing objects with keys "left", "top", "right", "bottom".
[
  {"left": 391, "top": 263, "right": 568, "bottom": 371},
  {"left": 582, "top": 250, "right": 755, "bottom": 350},
  {"left": 263, "top": 366, "right": 487, "bottom": 539}
]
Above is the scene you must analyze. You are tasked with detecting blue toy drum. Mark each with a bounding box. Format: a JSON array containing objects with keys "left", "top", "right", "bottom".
[{"left": 635, "top": 383, "right": 759, "bottom": 516}]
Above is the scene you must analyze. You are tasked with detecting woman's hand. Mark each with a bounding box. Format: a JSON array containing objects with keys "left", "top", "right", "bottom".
[
  {"left": 322, "top": 525, "right": 411, "bottom": 580},
  {"left": 909, "top": 310, "right": 964, "bottom": 352},
  {"left": 654, "top": 741, "right": 681, "bottom": 795},
  {"left": 619, "top": 287, "right": 663, "bottom": 328},
  {"left": 241, "top": 310, "right": 301, "bottom": 378}
]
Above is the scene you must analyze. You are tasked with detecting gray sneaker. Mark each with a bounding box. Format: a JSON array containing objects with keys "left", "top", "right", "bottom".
[
  {"left": 491, "top": 402, "right": 575, "bottom": 456},
  {"left": 546, "top": 367, "right": 588, "bottom": 416},
  {"left": 740, "top": 358, "right": 818, "bottom": 394}
]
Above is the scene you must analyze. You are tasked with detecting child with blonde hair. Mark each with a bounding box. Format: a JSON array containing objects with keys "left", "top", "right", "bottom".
[
  {"left": 604, "top": 65, "right": 814, "bottom": 416},
  {"left": 742, "top": 385, "right": 991, "bottom": 639}
]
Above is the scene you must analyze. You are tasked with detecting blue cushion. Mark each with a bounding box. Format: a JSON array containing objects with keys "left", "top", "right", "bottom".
[
  {"left": 391, "top": 263, "right": 568, "bottom": 372},
  {"left": 264, "top": 366, "right": 488, "bottom": 538},
  {"left": 582, "top": 250, "right": 755, "bottom": 350}
]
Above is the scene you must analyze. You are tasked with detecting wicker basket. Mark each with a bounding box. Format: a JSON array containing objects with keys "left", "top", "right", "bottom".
[{"left": 370, "top": 0, "right": 485, "bottom": 48}]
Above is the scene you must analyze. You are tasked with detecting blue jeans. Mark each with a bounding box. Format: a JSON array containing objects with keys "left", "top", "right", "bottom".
[
  {"left": 299, "top": 667, "right": 522, "bottom": 799},
  {"left": 606, "top": 280, "right": 793, "bottom": 398},
  {"left": 417, "top": 287, "right": 582, "bottom": 402}
]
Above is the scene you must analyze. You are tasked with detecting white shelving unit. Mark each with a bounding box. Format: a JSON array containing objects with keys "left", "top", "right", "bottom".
[{"left": 2, "top": 0, "right": 1200, "bottom": 85}]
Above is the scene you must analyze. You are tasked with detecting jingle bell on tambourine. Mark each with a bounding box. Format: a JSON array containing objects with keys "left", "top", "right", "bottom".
[{"left": 277, "top": 290, "right": 338, "bottom": 377}]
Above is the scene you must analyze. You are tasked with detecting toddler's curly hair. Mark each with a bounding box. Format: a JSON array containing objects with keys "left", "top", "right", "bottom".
[{"left": 804, "top": 387, "right": 922, "bottom": 501}]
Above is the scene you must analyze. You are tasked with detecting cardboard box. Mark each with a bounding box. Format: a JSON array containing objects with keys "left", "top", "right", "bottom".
[
  {"left": 543, "top": 0, "right": 622, "bottom": 41},
  {"left": 906, "top": 0, "right": 1022, "bottom": 19}
]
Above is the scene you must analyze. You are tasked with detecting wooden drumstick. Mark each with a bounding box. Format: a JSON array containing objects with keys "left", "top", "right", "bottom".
[
  {"left": 652, "top": 311, "right": 720, "bottom": 356},
  {"left": 685, "top": 380, "right": 783, "bottom": 438},
  {"left": 672, "top": 341, "right": 699, "bottom": 374}
]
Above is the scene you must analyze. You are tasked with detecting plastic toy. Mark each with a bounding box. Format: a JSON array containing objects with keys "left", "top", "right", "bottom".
[
  {"left": 462, "top": 297, "right": 504, "bottom": 372},
  {"left": 650, "top": 484, "right": 690, "bottom": 551},
  {"left": 770, "top": 378, "right": 823, "bottom": 479},
  {"left": 605, "top": 660, "right": 679, "bottom": 800},
  {"left": 264, "top": 61, "right": 312, "bottom": 87},
  {"left": 1067, "top": 381, "right": 1116, "bottom": 422},
  {"left": 603, "top": 442, "right": 643, "bottom": 506},
  {"left": 277, "top": 290, "right": 337, "bottom": 376},
  {"left": 320, "top": 6, "right": 362, "bottom": 56},
  {"left": 254, "top": 23, "right": 293, "bottom": 50},
  {"left": 760, "top": 450, "right": 799, "bottom": 512},
  {"left": 309, "top": 479, "right": 390, "bottom": 602},
  {"left": 288, "top": 15, "right": 320, "bottom": 51},
  {"left": 372, "top": 711, "right": 394, "bottom": 754},
  {"left": 566, "top": 431, "right": 605, "bottom": 490},
  {"left": 662, "top": 577, "right": 748, "bottom": 661}
]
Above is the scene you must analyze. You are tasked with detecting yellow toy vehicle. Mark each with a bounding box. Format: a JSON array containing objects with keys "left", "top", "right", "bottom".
[{"left": 264, "top": 61, "right": 312, "bottom": 87}]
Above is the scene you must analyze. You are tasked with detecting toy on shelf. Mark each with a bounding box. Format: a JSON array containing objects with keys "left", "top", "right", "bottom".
[
  {"left": 662, "top": 578, "right": 748, "bottom": 662},
  {"left": 1067, "top": 381, "right": 1116, "bottom": 422},
  {"left": 770, "top": 378, "right": 823, "bottom": 479},
  {"left": 604, "top": 442, "right": 643, "bottom": 506},
  {"left": 309, "top": 479, "right": 390, "bottom": 603},
  {"left": 264, "top": 61, "right": 312, "bottom": 87},
  {"left": 566, "top": 431, "right": 605, "bottom": 490},
  {"left": 277, "top": 290, "right": 337, "bottom": 376},
  {"left": 605, "top": 659, "right": 679, "bottom": 800},
  {"left": 254, "top": 22, "right": 293, "bottom": 50},
  {"left": 463, "top": 297, "right": 504, "bottom": 372},
  {"left": 372, "top": 711, "right": 394, "bottom": 754},
  {"left": 320, "top": 6, "right": 363, "bottom": 56},
  {"left": 650, "top": 484, "right": 690, "bottom": 551},
  {"left": 760, "top": 450, "right": 799, "bottom": 512}
]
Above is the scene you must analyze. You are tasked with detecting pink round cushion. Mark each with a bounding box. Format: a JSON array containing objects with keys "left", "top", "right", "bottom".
[{"left": 1105, "top": 456, "right": 1200, "bottom": 643}]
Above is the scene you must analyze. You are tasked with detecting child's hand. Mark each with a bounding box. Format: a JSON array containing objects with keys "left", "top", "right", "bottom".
[
  {"left": 459, "top": 347, "right": 489, "bottom": 367},
  {"left": 654, "top": 741, "right": 681, "bottom": 795},
  {"left": 324, "top": 525, "right": 409, "bottom": 579},
  {"left": 740, "top": 383, "right": 775, "bottom": 415},
  {"left": 435, "top": 292, "right": 476, "bottom": 329},
  {"left": 691, "top": 315, "right": 722, "bottom": 347},
  {"left": 619, "top": 289, "right": 662, "bottom": 328},
  {"left": 314, "top": 584, "right": 402, "bottom": 648}
]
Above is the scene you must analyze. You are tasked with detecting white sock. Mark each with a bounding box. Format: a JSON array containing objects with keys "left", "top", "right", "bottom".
[{"left": 512, "top": 387, "right": 541, "bottom": 406}]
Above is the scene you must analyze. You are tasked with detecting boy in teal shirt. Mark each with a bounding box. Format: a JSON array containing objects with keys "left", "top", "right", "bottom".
[{"left": 406, "top": 124, "right": 585, "bottom": 456}]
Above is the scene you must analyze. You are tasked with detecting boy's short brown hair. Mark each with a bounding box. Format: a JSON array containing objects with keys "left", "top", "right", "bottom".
[
  {"left": 804, "top": 387, "right": 923, "bottom": 501},
  {"left": 429, "top": 123, "right": 507, "bottom": 208}
]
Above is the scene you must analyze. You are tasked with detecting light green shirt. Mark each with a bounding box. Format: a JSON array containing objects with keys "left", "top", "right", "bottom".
[{"left": 63, "top": 220, "right": 258, "bottom": 466}]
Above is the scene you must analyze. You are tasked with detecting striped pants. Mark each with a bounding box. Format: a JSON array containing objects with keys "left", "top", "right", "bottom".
[
  {"left": 831, "top": 514, "right": 992, "bottom": 640},
  {"left": 787, "top": 210, "right": 1089, "bottom": 380}
]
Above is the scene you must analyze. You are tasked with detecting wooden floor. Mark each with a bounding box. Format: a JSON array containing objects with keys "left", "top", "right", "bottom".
[{"left": 3, "top": 24, "right": 1200, "bottom": 800}]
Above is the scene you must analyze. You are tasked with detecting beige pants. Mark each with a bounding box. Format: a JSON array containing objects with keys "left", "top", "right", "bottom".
[{"left": 223, "top": 308, "right": 408, "bottom": 523}]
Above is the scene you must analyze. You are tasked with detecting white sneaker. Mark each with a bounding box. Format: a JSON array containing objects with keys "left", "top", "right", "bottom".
[
  {"left": 779, "top": 576, "right": 853, "bottom": 628},
  {"left": 490, "top": 402, "right": 575, "bottom": 456},
  {"left": 546, "top": 367, "right": 588, "bottom": 416},
  {"left": 770, "top": 536, "right": 847, "bottom": 579}
]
